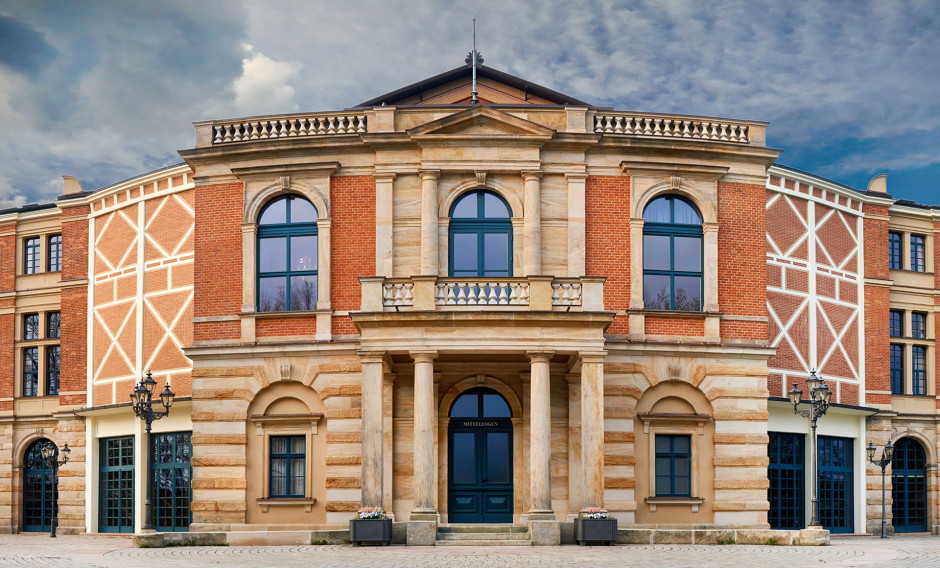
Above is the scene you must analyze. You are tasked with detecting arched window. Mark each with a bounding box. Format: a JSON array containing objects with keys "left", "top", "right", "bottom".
[
  {"left": 449, "top": 387, "right": 512, "bottom": 418},
  {"left": 643, "top": 195, "right": 703, "bottom": 311},
  {"left": 892, "top": 438, "right": 928, "bottom": 532},
  {"left": 23, "top": 439, "right": 56, "bottom": 532},
  {"left": 449, "top": 191, "right": 512, "bottom": 277},
  {"left": 257, "top": 195, "right": 318, "bottom": 312}
]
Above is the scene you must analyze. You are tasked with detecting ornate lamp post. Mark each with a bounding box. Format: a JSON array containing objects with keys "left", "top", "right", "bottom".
[
  {"left": 39, "top": 440, "right": 70, "bottom": 538},
  {"left": 788, "top": 370, "right": 832, "bottom": 528},
  {"left": 130, "top": 371, "right": 175, "bottom": 531},
  {"left": 867, "top": 439, "right": 894, "bottom": 539}
]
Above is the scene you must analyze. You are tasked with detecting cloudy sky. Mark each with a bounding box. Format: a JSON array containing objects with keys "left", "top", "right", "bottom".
[{"left": 1, "top": 0, "right": 939, "bottom": 209}]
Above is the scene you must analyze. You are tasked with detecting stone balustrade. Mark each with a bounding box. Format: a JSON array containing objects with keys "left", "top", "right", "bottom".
[
  {"left": 211, "top": 113, "right": 366, "bottom": 144},
  {"left": 360, "top": 276, "right": 605, "bottom": 312},
  {"left": 594, "top": 113, "right": 750, "bottom": 144}
]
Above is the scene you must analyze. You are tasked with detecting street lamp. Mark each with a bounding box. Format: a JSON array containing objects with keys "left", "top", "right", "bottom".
[
  {"left": 40, "top": 440, "right": 70, "bottom": 538},
  {"left": 867, "top": 439, "right": 894, "bottom": 539},
  {"left": 788, "top": 370, "right": 832, "bottom": 528},
  {"left": 130, "top": 371, "right": 175, "bottom": 532}
]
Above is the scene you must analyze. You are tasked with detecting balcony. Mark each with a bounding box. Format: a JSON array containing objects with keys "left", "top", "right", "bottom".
[{"left": 359, "top": 276, "right": 605, "bottom": 312}]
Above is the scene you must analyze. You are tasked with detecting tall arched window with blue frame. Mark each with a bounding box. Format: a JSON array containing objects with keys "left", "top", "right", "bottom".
[
  {"left": 643, "top": 195, "right": 703, "bottom": 311},
  {"left": 449, "top": 190, "right": 513, "bottom": 277},
  {"left": 257, "top": 194, "right": 319, "bottom": 312}
]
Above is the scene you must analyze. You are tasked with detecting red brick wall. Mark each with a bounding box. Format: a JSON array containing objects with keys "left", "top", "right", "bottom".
[
  {"left": 718, "top": 182, "right": 766, "bottom": 340},
  {"left": 257, "top": 317, "right": 316, "bottom": 337},
  {"left": 645, "top": 316, "right": 704, "bottom": 337},
  {"left": 329, "top": 175, "right": 375, "bottom": 336},
  {"left": 194, "top": 182, "right": 243, "bottom": 342},
  {"left": 60, "top": 205, "right": 89, "bottom": 406},
  {"left": 585, "top": 175, "right": 630, "bottom": 335},
  {"left": 0, "top": 310, "right": 12, "bottom": 410},
  {"left": 863, "top": 204, "right": 890, "bottom": 404},
  {"left": 0, "top": 225, "right": 14, "bottom": 291}
]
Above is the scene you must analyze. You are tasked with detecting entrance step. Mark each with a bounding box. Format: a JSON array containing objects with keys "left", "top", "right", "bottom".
[{"left": 436, "top": 524, "right": 531, "bottom": 546}]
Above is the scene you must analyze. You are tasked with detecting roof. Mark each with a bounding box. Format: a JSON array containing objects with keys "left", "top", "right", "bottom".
[
  {"left": 772, "top": 163, "right": 898, "bottom": 200},
  {"left": 354, "top": 64, "right": 593, "bottom": 108},
  {"left": 0, "top": 201, "right": 57, "bottom": 217}
]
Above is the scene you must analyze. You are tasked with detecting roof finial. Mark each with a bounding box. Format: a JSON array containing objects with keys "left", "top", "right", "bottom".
[{"left": 465, "top": 19, "right": 483, "bottom": 104}]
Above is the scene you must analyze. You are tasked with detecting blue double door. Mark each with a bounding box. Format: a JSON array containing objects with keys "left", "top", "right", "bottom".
[{"left": 448, "top": 420, "right": 513, "bottom": 523}]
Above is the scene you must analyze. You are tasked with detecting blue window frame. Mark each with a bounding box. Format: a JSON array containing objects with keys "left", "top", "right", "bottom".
[
  {"left": 23, "top": 439, "right": 56, "bottom": 532},
  {"left": 768, "top": 432, "right": 804, "bottom": 530},
  {"left": 23, "top": 347, "right": 38, "bottom": 397},
  {"left": 912, "top": 346, "right": 927, "bottom": 395},
  {"left": 99, "top": 436, "right": 134, "bottom": 533},
  {"left": 150, "top": 431, "right": 192, "bottom": 532},
  {"left": 24, "top": 237, "right": 40, "bottom": 274},
  {"left": 45, "top": 346, "right": 59, "bottom": 396},
  {"left": 24, "top": 313, "right": 39, "bottom": 340},
  {"left": 270, "top": 435, "right": 305, "bottom": 498},
  {"left": 889, "top": 310, "right": 903, "bottom": 337},
  {"left": 817, "top": 435, "right": 853, "bottom": 533},
  {"left": 448, "top": 190, "right": 512, "bottom": 277},
  {"left": 892, "top": 438, "right": 927, "bottom": 533},
  {"left": 912, "top": 312, "right": 926, "bottom": 339},
  {"left": 256, "top": 195, "right": 318, "bottom": 312},
  {"left": 890, "top": 344, "right": 904, "bottom": 394},
  {"left": 888, "top": 232, "right": 902, "bottom": 270},
  {"left": 642, "top": 195, "right": 703, "bottom": 311},
  {"left": 655, "top": 434, "right": 691, "bottom": 497},
  {"left": 911, "top": 234, "right": 925, "bottom": 272},
  {"left": 47, "top": 234, "right": 62, "bottom": 272}
]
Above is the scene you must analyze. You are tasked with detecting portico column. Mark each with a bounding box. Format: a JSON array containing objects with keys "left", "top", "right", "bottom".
[
  {"left": 528, "top": 351, "right": 554, "bottom": 518},
  {"left": 359, "top": 351, "right": 386, "bottom": 508},
  {"left": 580, "top": 351, "right": 607, "bottom": 510},
  {"left": 420, "top": 170, "right": 440, "bottom": 275},
  {"left": 411, "top": 351, "right": 438, "bottom": 519},
  {"left": 523, "top": 171, "right": 543, "bottom": 275}
]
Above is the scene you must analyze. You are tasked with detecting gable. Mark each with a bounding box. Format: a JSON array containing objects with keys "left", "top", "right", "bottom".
[{"left": 407, "top": 106, "right": 555, "bottom": 139}]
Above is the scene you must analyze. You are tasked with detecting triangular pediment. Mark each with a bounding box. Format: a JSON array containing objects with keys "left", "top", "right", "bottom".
[{"left": 407, "top": 107, "right": 555, "bottom": 139}]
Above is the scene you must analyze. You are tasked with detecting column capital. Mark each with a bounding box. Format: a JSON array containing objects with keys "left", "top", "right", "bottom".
[
  {"left": 373, "top": 172, "right": 398, "bottom": 182},
  {"left": 526, "top": 350, "right": 554, "bottom": 363},
  {"left": 703, "top": 221, "right": 719, "bottom": 233},
  {"left": 579, "top": 351, "right": 608, "bottom": 365},
  {"left": 565, "top": 172, "right": 588, "bottom": 182},
  {"left": 522, "top": 170, "right": 543, "bottom": 181},
  {"left": 419, "top": 169, "right": 441, "bottom": 181},
  {"left": 410, "top": 350, "right": 438, "bottom": 363},
  {"left": 316, "top": 218, "right": 332, "bottom": 229},
  {"left": 357, "top": 350, "right": 386, "bottom": 364}
]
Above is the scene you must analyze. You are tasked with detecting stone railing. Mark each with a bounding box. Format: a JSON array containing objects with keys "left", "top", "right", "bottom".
[
  {"left": 360, "top": 276, "right": 605, "bottom": 312},
  {"left": 210, "top": 113, "right": 367, "bottom": 144},
  {"left": 594, "top": 113, "right": 750, "bottom": 144}
]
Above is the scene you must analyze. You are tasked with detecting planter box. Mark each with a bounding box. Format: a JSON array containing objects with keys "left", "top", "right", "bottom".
[
  {"left": 349, "top": 518, "right": 393, "bottom": 546},
  {"left": 574, "top": 517, "right": 618, "bottom": 545}
]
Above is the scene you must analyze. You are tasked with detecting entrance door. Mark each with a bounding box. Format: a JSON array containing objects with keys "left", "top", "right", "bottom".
[
  {"left": 22, "top": 439, "right": 55, "bottom": 532},
  {"left": 151, "top": 432, "right": 193, "bottom": 532},
  {"left": 100, "top": 436, "right": 135, "bottom": 533},
  {"left": 768, "top": 432, "right": 804, "bottom": 530},
  {"left": 818, "top": 435, "right": 853, "bottom": 534},
  {"left": 892, "top": 438, "right": 928, "bottom": 533},
  {"left": 448, "top": 387, "right": 513, "bottom": 523}
]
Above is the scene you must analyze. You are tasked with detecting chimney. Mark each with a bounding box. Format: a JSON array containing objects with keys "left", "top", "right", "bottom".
[{"left": 867, "top": 174, "right": 887, "bottom": 193}]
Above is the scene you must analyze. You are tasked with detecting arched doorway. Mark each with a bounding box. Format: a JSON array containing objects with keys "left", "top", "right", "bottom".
[
  {"left": 23, "top": 439, "right": 56, "bottom": 532},
  {"left": 447, "top": 387, "right": 513, "bottom": 523},
  {"left": 892, "top": 438, "right": 928, "bottom": 532}
]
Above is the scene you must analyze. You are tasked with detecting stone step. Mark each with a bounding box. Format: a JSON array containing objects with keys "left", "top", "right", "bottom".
[
  {"left": 438, "top": 525, "right": 529, "bottom": 534},
  {"left": 436, "top": 539, "right": 532, "bottom": 546},
  {"left": 437, "top": 532, "right": 531, "bottom": 540}
]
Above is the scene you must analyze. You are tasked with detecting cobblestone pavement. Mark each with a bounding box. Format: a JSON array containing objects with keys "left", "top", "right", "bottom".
[{"left": 1, "top": 534, "right": 939, "bottom": 568}]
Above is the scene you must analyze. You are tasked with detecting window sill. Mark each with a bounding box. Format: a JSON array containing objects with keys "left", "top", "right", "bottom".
[
  {"left": 632, "top": 309, "right": 720, "bottom": 319},
  {"left": 240, "top": 309, "right": 329, "bottom": 319},
  {"left": 645, "top": 496, "right": 704, "bottom": 513},
  {"left": 257, "top": 497, "right": 316, "bottom": 513}
]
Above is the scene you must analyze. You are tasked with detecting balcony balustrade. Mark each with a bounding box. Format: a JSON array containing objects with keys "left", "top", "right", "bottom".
[
  {"left": 360, "top": 276, "right": 605, "bottom": 312},
  {"left": 593, "top": 112, "right": 752, "bottom": 144}
]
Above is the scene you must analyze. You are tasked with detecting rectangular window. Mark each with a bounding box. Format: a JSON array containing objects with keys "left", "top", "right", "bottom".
[
  {"left": 46, "top": 312, "right": 60, "bottom": 339},
  {"left": 912, "top": 312, "right": 926, "bottom": 339},
  {"left": 46, "top": 346, "right": 59, "bottom": 396},
  {"left": 890, "top": 344, "right": 904, "bottom": 394},
  {"left": 24, "top": 313, "right": 39, "bottom": 340},
  {"left": 912, "top": 346, "right": 927, "bottom": 396},
  {"left": 888, "top": 232, "right": 902, "bottom": 270},
  {"left": 270, "top": 435, "right": 305, "bottom": 498},
  {"left": 23, "top": 347, "right": 38, "bottom": 397},
  {"left": 654, "top": 434, "right": 691, "bottom": 497},
  {"left": 890, "top": 310, "right": 903, "bottom": 337},
  {"left": 47, "top": 234, "right": 62, "bottom": 272},
  {"left": 911, "top": 235, "right": 926, "bottom": 272},
  {"left": 24, "top": 237, "right": 40, "bottom": 274}
]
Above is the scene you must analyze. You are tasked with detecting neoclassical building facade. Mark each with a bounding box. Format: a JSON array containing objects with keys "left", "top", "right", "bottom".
[{"left": 0, "top": 63, "right": 938, "bottom": 543}]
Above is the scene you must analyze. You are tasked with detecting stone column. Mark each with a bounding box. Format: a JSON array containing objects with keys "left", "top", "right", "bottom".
[
  {"left": 359, "top": 351, "right": 386, "bottom": 509},
  {"left": 528, "top": 351, "right": 554, "bottom": 519},
  {"left": 374, "top": 173, "right": 396, "bottom": 277},
  {"left": 420, "top": 170, "right": 440, "bottom": 275},
  {"left": 523, "top": 171, "right": 543, "bottom": 275},
  {"left": 580, "top": 352, "right": 607, "bottom": 510},
  {"left": 411, "top": 351, "right": 438, "bottom": 519}
]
